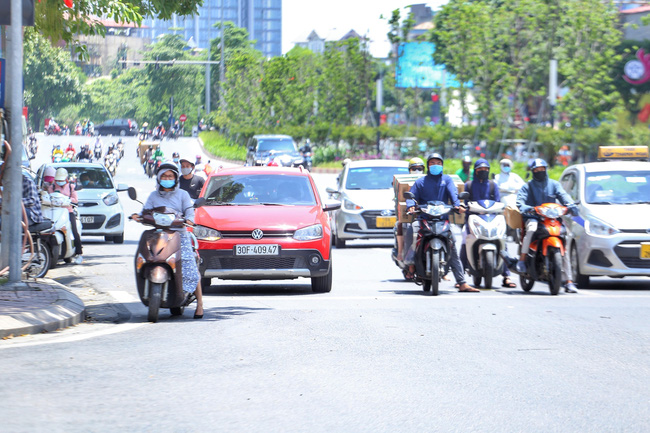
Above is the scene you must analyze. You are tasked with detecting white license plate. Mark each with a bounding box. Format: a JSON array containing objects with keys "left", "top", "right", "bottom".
[
  {"left": 80, "top": 216, "right": 94, "bottom": 224},
  {"left": 235, "top": 244, "right": 279, "bottom": 255}
]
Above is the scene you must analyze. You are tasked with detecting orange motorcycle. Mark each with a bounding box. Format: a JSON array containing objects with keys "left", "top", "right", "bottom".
[{"left": 518, "top": 203, "right": 568, "bottom": 295}]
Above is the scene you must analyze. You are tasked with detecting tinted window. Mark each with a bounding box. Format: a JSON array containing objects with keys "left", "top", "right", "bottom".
[
  {"left": 585, "top": 171, "right": 650, "bottom": 204},
  {"left": 257, "top": 138, "right": 296, "bottom": 153},
  {"left": 204, "top": 174, "right": 316, "bottom": 205},
  {"left": 345, "top": 166, "right": 409, "bottom": 190},
  {"left": 42, "top": 166, "right": 114, "bottom": 189}
]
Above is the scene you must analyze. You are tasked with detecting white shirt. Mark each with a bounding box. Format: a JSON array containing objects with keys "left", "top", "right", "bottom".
[{"left": 495, "top": 171, "right": 525, "bottom": 192}]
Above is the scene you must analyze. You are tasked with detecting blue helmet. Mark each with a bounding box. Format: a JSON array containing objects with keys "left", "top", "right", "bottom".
[
  {"left": 426, "top": 153, "right": 444, "bottom": 166},
  {"left": 474, "top": 158, "right": 490, "bottom": 170},
  {"left": 529, "top": 158, "right": 548, "bottom": 170}
]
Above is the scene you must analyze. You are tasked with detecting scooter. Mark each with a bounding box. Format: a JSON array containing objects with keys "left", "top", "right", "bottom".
[
  {"left": 94, "top": 146, "right": 102, "bottom": 161},
  {"left": 511, "top": 203, "right": 568, "bottom": 295},
  {"left": 300, "top": 144, "right": 313, "bottom": 171},
  {"left": 128, "top": 188, "right": 201, "bottom": 322},
  {"left": 459, "top": 191, "right": 507, "bottom": 289},
  {"left": 40, "top": 191, "right": 81, "bottom": 266},
  {"left": 499, "top": 186, "right": 521, "bottom": 242},
  {"left": 105, "top": 153, "right": 117, "bottom": 177},
  {"left": 404, "top": 191, "right": 454, "bottom": 296}
]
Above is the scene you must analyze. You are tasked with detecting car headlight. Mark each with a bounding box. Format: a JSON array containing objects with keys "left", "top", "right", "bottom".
[
  {"left": 585, "top": 216, "right": 620, "bottom": 237},
  {"left": 193, "top": 225, "right": 222, "bottom": 241},
  {"left": 343, "top": 198, "right": 363, "bottom": 211},
  {"left": 102, "top": 192, "right": 119, "bottom": 206},
  {"left": 293, "top": 224, "right": 323, "bottom": 241}
]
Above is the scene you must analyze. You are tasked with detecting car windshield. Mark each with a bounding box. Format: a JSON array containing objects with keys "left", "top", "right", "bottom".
[
  {"left": 345, "top": 166, "right": 409, "bottom": 190},
  {"left": 203, "top": 174, "right": 317, "bottom": 205},
  {"left": 50, "top": 166, "right": 114, "bottom": 189},
  {"left": 585, "top": 171, "right": 650, "bottom": 204},
  {"left": 257, "top": 138, "right": 296, "bottom": 153}
]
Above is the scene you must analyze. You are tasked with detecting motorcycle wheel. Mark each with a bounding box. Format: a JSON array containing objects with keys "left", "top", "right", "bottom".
[
  {"left": 549, "top": 250, "right": 563, "bottom": 296},
  {"left": 148, "top": 282, "right": 162, "bottom": 322},
  {"left": 430, "top": 250, "right": 440, "bottom": 296},
  {"left": 520, "top": 273, "right": 534, "bottom": 292},
  {"left": 473, "top": 273, "right": 482, "bottom": 288},
  {"left": 29, "top": 239, "right": 52, "bottom": 278},
  {"left": 483, "top": 250, "right": 494, "bottom": 290}
]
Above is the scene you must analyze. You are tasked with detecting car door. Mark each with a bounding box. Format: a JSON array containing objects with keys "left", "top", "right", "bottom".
[{"left": 102, "top": 119, "right": 115, "bottom": 135}]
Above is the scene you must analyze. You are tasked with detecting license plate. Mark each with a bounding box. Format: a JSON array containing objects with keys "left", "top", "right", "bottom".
[
  {"left": 235, "top": 244, "right": 279, "bottom": 255},
  {"left": 376, "top": 216, "right": 396, "bottom": 228},
  {"left": 641, "top": 243, "right": 650, "bottom": 259},
  {"left": 80, "top": 216, "right": 94, "bottom": 224}
]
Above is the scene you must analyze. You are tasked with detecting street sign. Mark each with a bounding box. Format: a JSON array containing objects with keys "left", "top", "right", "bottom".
[{"left": 179, "top": 114, "right": 187, "bottom": 122}]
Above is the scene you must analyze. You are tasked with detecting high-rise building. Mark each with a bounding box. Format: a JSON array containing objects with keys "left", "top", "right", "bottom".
[{"left": 144, "top": 0, "right": 282, "bottom": 57}]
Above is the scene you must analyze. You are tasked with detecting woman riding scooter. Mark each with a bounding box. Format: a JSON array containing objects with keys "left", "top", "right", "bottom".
[
  {"left": 131, "top": 163, "right": 204, "bottom": 318},
  {"left": 48, "top": 167, "right": 83, "bottom": 264}
]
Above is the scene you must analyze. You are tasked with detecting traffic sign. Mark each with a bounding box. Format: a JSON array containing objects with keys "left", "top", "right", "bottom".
[{"left": 179, "top": 114, "right": 187, "bottom": 122}]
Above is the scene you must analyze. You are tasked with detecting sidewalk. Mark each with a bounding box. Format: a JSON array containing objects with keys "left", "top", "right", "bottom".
[{"left": 0, "top": 279, "right": 85, "bottom": 339}]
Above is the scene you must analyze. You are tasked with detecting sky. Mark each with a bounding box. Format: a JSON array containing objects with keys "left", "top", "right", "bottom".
[{"left": 281, "top": 0, "right": 449, "bottom": 57}]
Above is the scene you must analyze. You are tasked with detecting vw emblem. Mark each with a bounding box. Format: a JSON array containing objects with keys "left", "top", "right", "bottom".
[{"left": 252, "top": 229, "right": 264, "bottom": 240}]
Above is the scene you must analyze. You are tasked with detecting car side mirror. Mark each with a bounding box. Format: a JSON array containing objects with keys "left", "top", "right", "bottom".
[
  {"left": 326, "top": 187, "right": 339, "bottom": 195},
  {"left": 323, "top": 201, "right": 341, "bottom": 212},
  {"left": 29, "top": 155, "right": 36, "bottom": 160},
  {"left": 248, "top": 146, "right": 255, "bottom": 152},
  {"left": 74, "top": 183, "right": 83, "bottom": 191},
  {"left": 194, "top": 197, "right": 206, "bottom": 208},
  {"left": 459, "top": 191, "right": 470, "bottom": 200}
]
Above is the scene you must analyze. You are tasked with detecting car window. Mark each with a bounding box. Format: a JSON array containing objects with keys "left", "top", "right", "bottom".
[
  {"left": 204, "top": 174, "right": 316, "bottom": 205},
  {"left": 585, "top": 171, "right": 650, "bottom": 204},
  {"left": 561, "top": 172, "right": 577, "bottom": 201},
  {"left": 257, "top": 138, "right": 296, "bottom": 153},
  {"left": 345, "top": 166, "right": 409, "bottom": 190},
  {"left": 104, "top": 120, "right": 115, "bottom": 126},
  {"left": 40, "top": 166, "right": 114, "bottom": 189}
]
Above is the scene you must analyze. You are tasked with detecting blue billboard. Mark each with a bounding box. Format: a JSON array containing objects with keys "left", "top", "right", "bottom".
[{"left": 396, "top": 42, "right": 464, "bottom": 89}]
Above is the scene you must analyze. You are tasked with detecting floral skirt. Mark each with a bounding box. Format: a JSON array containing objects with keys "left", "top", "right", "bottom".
[{"left": 180, "top": 231, "right": 200, "bottom": 293}]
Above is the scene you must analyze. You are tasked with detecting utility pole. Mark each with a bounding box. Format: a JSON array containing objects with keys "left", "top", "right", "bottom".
[
  {"left": 205, "top": 44, "right": 210, "bottom": 114},
  {"left": 219, "top": 19, "right": 226, "bottom": 110},
  {"left": 1, "top": 0, "right": 25, "bottom": 283}
]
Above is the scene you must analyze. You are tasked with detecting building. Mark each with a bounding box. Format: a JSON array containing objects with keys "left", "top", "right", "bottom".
[
  {"left": 294, "top": 29, "right": 368, "bottom": 54},
  {"left": 410, "top": 3, "right": 433, "bottom": 25},
  {"left": 143, "top": 0, "right": 281, "bottom": 58}
]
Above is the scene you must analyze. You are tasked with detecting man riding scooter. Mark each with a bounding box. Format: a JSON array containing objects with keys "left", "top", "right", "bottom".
[
  {"left": 395, "top": 157, "right": 425, "bottom": 278},
  {"left": 516, "top": 158, "right": 579, "bottom": 293}
]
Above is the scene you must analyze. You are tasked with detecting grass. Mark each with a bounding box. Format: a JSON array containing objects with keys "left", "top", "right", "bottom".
[{"left": 200, "top": 131, "right": 247, "bottom": 161}]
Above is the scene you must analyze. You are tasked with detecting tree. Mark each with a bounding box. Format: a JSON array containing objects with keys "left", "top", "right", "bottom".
[{"left": 23, "top": 29, "right": 83, "bottom": 131}]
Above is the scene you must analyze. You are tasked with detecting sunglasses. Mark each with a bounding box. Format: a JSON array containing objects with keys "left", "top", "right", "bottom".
[{"left": 410, "top": 167, "right": 424, "bottom": 172}]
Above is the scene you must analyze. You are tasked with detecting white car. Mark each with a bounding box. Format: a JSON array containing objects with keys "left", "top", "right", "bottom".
[
  {"left": 560, "top": 150, "right": 650, "bottom": 287},
  {"left": 36, "top": 163, "right": 128, "bottom": 243},
  {"left": 326, "top": 159, "right": 409, "bottom": 248}
]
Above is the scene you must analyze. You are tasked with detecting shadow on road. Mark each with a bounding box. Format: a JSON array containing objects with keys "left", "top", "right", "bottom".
[{"left": 203, "top": 283, "right": 319, "bottom": 297}]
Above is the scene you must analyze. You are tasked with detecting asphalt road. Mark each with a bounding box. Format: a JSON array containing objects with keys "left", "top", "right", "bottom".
[{"left": 1, "top": 134, "right": 649, "bottom": 432}]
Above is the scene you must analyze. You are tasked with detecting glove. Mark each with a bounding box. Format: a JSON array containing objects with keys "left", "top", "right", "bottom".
[{"left": 569, "top": 205, "right": 579, "bottom": 217}]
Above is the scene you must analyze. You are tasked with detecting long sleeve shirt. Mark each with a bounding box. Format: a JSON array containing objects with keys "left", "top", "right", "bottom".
[
  {"left": 516, "top": 178, "right": 574, "bottom": 218},
  {"left": 406, "top": 174, "right": 460, "bottom": 213},
  {"left": 22, "top": 173, "right": 43, "bottom": 224},
  {"left": 48, "top": 181, "right": 78, "bottom": 212}
]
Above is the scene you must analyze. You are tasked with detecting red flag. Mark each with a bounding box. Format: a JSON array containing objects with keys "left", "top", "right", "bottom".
[{"left": 64, "top": 0, "right": 73, "bottom": 8}]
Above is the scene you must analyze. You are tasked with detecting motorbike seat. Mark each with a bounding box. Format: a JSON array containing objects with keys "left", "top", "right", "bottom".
[{"left": 29, "top": 219, "right": 53, "bottom": 233}]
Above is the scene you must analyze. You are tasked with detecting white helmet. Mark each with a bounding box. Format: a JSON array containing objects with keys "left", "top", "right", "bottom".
[{"left": 54, "top": 167, "right": 68, "bottom": 181}]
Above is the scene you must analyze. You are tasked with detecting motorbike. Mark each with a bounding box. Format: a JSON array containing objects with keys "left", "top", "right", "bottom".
[
  {"left": 28, "top": 135, "right": 38, "bottom": 158},
  {"left": 511, "top": 203, "right": 568, "bottom": 295},
  {"left": 105, "top": 153, "right": 117, "bottom": 177},
  {"left": 459, "top": 191, "right": 507, "bottom": 290},
  {"left": 94, "top": 146, "right": 102, "bottom": 161},
  {"left": 300, "top": 145, "right": 313, "bottom": 171},
  {"left": 128, "top": 188, "right": 202, "bottom": 322},
  {"left": 40, "top": 191, "right": 82, "bottom": 266},
  {"left": 52, "top": 152, "right": 63, "bottom": 163},
  {"left": 146, "top": 158, "right": 156, "bottom": 178},
  {"left": 75, "top": 125, "right": 83, "bottom": 135},
  {"left": 116, "top": 142, "right": 125, "bottom": 159},
  {"left": 62, "top": 150, "right": 75, "bottom": 162},
  {"left": 44, "top": 124, "right": 61, "bottom": 136},
  {"left": 404, "top": 191, "right": 454, "bottom": 296}
]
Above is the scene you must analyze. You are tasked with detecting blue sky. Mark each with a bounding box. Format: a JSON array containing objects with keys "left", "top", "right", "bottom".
[{"left": 281, "top": 1, "right": 449, "bottom": 57}]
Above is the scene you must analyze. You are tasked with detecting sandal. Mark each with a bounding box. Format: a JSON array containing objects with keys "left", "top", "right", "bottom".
[
  {"left": 502, "top": 278, "right": 517, "bottom": 288},
  {"left": 454, "top": 283, "right": 460, "bottom": 288}
]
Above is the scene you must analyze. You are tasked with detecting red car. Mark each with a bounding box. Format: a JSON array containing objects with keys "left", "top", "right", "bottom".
[{"left": 194, "top": 167, "right": 340, "bottom": 292}]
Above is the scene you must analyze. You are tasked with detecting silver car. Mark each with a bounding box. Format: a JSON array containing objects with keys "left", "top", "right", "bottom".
[
  {"left": 560, "top": 160, "right": 650, "bottom": 287},
  {"left": 326, "top": 159, "right": 409, "bottom": 248}
]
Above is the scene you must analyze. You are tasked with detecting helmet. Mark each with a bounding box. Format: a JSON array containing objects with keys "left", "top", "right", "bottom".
[
  {"left": 195, "top": 155, "right": 202, "bottom": 163},
  {"left": 158, "top": 121, "right": 163, "bottom": 126},
  {"left": 172, "top": 152, "right": 180, "bottom": 158},
  {"left": 148, "top": 145, "right": 153, "bottom": 150},
  {"left": 474, "top": 158, "right": 490, "bottom": 170},
  {"left": 408, "top": 157, "right": 425, "bottom": 170},
  {"left": 54, "top": 168, "right": 68, "bottom": 181},
  {"left": 499, "top": 158, "right": 512, "bottom": 167},
  {"left": 462, "top": 155, "right": 472, "bottom": 164},
  {"left": 43, "top": 166, "right": 56, "bottom": 183},
  {"left": 529, "top": 158, "right": 548, "bottom": 170},
  {"left": 156, "top": 162, "right": 180, "bottom": 187},
  {"left": 426, "top": 153, "right": 444, "bottom": 166},
  {"left": 179, "top": 158, "right": 194, "bottom": 166}
]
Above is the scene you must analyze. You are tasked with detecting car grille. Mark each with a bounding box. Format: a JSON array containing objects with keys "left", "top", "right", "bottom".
[
  {"left": 220, "top": 230, "right": 294, "bottom": 238},
  {"left": 80, "top": 215, "right": 106, "bottom": 230},
  {"left": 204, "top": 256, "right": 297, "bottom": 269},
  {"left": 78, "top": 201, "right": 100, "bottom": 208},
  {"left": 614, "top": 242, "right": 650, "bottom": 269},
  {"left": 361, "top": 210, "right": 394, "bottom": 230}
]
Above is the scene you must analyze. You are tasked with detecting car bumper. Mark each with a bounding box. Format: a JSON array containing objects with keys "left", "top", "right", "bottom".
[
  {"left": 574, "top": 232, "right": 650, "bottom": 277},
  {"left": 77, "top": 203, "right": 124, "bottom": 236},
  {"left": 199, "top": 248, "right": 331, "bottom": 280},
  {"left": 334, "top": 209, "right": 395, "bottom": 240}
]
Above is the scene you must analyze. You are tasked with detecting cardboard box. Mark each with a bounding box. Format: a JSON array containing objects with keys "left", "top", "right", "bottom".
[
  {"left": 138, "top": 141, "right": 159, "bottom": 164},
  {"left": 393, "top": 174, "right": 424, "bottom": 202},
  {"left": 449, "top": 182, "right": 466, "bottom": 225},
  {"left": 505, "top": 206, "right": 523, "bottom": 229},
  {"left": 398, "top": 201, "right": 414, "bottom": 223}
]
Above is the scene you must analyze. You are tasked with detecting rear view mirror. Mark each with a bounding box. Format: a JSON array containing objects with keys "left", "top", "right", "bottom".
[
  {"left": 194, "top": 197, "right": 206, "bottom": 208},
  {"left": 128, "top": 186, "right": 138, "bottom": 201},
  {"left": 323, "top": 201, "right": 341, "bottom": 212},
  {"left": 459, "top": 191, "right": 470, "bottom": 200},
  {"left": 403, "top": 191, "right": 415, "bottom": 200}
]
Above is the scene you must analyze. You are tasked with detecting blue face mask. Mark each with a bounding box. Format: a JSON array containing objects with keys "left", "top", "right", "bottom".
[
  {"left": 55, "top": 180, "right": 66, "bottom": 186},
  {"left": 160, "top": 179, "right": 176, "bottom": 189},
  {"left": 428, "top": 165, "right": 443, "bottom": 176},
  {"left": 173, "top": 158, "right": 179, "bottom": 163},
  {"left": 501, "top": 165, "right": 511, "bottom": 173},
  {"left": 81, "top": 180, "right": 89, "bottom": 186}
]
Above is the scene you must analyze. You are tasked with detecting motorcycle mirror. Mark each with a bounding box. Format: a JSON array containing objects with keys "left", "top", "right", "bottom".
[
  {"left": 403, "top": 191, "right": 415, "bottom": 200},
  {"left": 194, "top": 197, "right": 206, "bottom": 208},
  {"left": 127, "top": 187, "right": 138, "bottom": 201},
  {"left": 459, "top": 191, "right": 470, "bottom": 200}
]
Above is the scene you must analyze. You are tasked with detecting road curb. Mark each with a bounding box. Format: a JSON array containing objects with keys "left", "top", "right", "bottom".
[{"left": 0, "top": 279, "right": 86, "bottom": 339}]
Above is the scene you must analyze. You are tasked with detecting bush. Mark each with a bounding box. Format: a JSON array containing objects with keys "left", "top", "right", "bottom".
[{"left": 200, "top": 131, "right": 247, "bottom": 161}]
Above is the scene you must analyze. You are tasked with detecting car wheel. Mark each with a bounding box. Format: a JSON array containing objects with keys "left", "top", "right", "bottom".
[
  {"left": 571, "top": 245, "right": 590, "bottom": 288},
  {"left": 113, "top": 233, "right": 124, "bottom": 244},
  {"left": 334, "top": 233, "right": 345, "bottom": 249},
  {"left": 104, "top": 235, "right": 113, "bottom": 242},
  {"left": 312, "top": 264, "right": 332, "bottom": 293},
  {"left": 119, "top": 129, "right": 127, "bottom": 136}
]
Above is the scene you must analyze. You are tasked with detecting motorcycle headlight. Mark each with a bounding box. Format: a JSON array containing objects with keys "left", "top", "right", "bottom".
[
  {"left": 293, "top": 224, "right": 323, "bottom": 241},
  {"left": 343, "top": 198, "right": 363, "bottom": 211},
  {"left": 470, "top": 218, "right": 490, "bottom": 238},
  {"left": 193, "top": 225, "right": 222, "bottom": 241},
  {"left": 585, "top": 216, "right": 619, "bottom": 237},
  {"left": 102, "top": 192, "right": 119, "bottom": 206}
]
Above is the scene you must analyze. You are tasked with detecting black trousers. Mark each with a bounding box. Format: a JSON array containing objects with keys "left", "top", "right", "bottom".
[{"left": 69, "top": 212, "right": 83, "bottom": 255}]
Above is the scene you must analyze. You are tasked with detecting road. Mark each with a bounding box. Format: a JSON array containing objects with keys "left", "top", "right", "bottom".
[{"left": 1, "top": 134, "right": 649, "bottom": 432}]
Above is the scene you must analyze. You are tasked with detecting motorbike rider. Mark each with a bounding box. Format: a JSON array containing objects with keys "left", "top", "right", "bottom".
[
  {"left": 455, "top": 155, "right": 473, "bottom": 182},
  {"left": 0, "top": 140, "right": 43, "bottom": 227},
  {"left": 516, "top": 158, "right": 579, "bottom": 293},
  {"left": 153, "top": 146, "right": 165, "bottom": 164},
  {"left": 396, "top": 157, "right": 425, "bottom": 267},
  {"left": 130, "top": 162, "right": 204, "bottom": 319},
  {"left": 178, "top": 158, "right": 206, "bottom": 200},
  {"left": 142, "top": 145, "right": 154, "bottom": 174},
  {"left": 52, "top": 145, "right": 64, "bottom": 161},
  {"left": 495, "top": 158, "right": 525, "bottom": 191},
  {"left": 459, "top": 159, "right": 516, "bottom": 288},
  {"left": 48, "top": 167, "right": 83, "bottom": 264},
  {"left": 172, "top": 152, "right": 181, "bottom": 169},
  {"left": 65, "top": 143, "right": 75, "bottom": 154},
  {"left": 76, "top": 144, "right": 93, "bottom": 162},
  {"left": 406, "top": 153, "right": 480, "bottom": 292}
]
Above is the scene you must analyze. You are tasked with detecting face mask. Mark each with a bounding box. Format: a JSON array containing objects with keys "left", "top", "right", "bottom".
[
  {"left": 476, "top": 170, "right": 489, "bottom": 181},
  {"left": 501, "top": 165, "right": 511, "bottom": 173},
  {"left": 181, "top": 167, "right": 193, "bottom": 176},
  {"left": 56, "top": 181, "right": 66, "bottom": 186},
  {"left": 81, "top": 180, "right": 89, "bottom": 187},
  {"left": 428, "top": 165, "right": 443, "bottom": 176},
  {"left": 173, "top": 158, "right": 179, "bottom": 163},
  {"left": 533, "top": 171, "right": 547, "bottom": 182},
  {"left": 160, "top": 179, "right": 176, "bottom": 189}
]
